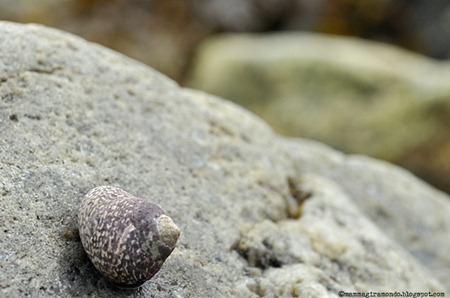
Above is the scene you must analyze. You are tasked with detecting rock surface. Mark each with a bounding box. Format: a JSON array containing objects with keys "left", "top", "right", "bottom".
[
  {"left": 0, "top": 22, "right": 449, "bottom": 297},
  {"left": 186, "top": 33, "right": 450, "bottom": 194}
]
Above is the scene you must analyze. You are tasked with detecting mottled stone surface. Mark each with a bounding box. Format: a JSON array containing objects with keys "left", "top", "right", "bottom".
[{"left": 0, "top": 22, "right": 449, "bottom": 297}]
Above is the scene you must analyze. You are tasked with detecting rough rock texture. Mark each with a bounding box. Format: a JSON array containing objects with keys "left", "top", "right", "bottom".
[
  {"left": 0, "top": 22, "right": 449, "bottom": 297},
  {"left": 186, "top": 33, "right": 450, "bottom": 194}
]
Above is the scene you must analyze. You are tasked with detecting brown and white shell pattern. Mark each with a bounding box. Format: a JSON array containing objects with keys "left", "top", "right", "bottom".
[{"left": 78, "top": 185, "right": 180, "bottom": 287}]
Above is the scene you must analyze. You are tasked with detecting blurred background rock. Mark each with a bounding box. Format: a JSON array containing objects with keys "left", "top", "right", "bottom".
[{"left": 2, "top": 0, "right": 449, "bottom": 194}]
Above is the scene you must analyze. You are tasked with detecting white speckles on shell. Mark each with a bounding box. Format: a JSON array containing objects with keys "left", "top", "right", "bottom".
[{"left": 78, "top": 186, "right": 180, "bottom": 287}]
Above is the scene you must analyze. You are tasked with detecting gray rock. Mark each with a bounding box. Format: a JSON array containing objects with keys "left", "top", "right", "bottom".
[
  {"left": 0, "top": 22, "right": 448, "bottom": 297},
  {"left": 186, "top": 33, "right": 450, "bottom": 194},
  {"left": 284, "top": 138, "right": 450, "bottom": 293}
]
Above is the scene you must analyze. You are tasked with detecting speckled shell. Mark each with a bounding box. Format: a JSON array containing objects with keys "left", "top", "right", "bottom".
[{"left": 78, "top": 186, "right": 180, "bottom": 287}]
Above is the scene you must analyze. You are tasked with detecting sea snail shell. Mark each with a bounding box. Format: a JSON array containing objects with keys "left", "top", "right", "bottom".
[{"left": 78, "top": 185, "right": 180, "bottom": 287}]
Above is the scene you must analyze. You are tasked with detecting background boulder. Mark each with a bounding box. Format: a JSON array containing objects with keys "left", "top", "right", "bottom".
[{"left": 186, "top": 33, "right": 450, "bottom": 194}]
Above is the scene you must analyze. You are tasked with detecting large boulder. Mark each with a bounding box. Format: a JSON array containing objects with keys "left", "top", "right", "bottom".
[
  {"left": 0, "top": 22, "right": 448, "bottom": 297},
  {"left": 186, "top": 33, "right": 450, "bottom": 194}
]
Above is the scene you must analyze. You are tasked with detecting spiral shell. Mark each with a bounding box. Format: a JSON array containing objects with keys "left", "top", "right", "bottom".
[{"left": 78, "top": 185, "right": 180, "bottom": 287}]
